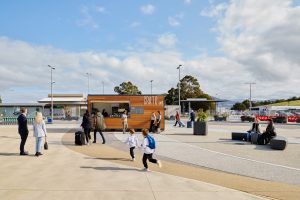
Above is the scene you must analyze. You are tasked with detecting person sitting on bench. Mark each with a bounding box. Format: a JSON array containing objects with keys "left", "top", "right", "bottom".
[
  {"left": 248, "top": 118, "right": 261, "bottom": 133},
  {"left": 258, "top": 118, "right": 276, "bottom": 145},
  {"left": 247, "top": 118, "right": 261, "bottom": 141}
]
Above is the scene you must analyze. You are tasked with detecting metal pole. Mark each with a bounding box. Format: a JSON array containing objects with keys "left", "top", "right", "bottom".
[
  {"left": 177, "top": 65, "right": 182, "bottom": 113},
  {"left": 48, "top": 65, "right": 55, "bottom": 122},
  {"left": 150, "top": 80, "right": 153, "bottom": 95},
  {"left": 86, "top": 73, "right": 90, "bottom": 95},
  {"left": 102, "top": 81, "right": 104, "bottom": 94},
  {"left": 245, "top": 82, "right": 256, "bottom": 113}
]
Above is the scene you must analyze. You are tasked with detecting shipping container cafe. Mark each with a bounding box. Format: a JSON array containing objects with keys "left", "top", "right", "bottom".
[{"left": 87, "top": 95, "right": 165, "bottom": 131}]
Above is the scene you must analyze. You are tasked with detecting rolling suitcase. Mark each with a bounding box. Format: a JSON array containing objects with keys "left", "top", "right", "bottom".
[{"left": 75, "top": 131, "right": 86, "bottom": 145}]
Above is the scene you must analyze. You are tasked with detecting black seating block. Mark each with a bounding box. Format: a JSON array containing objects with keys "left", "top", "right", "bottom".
[{"left": 270, "top": 136, "right": 288, "bottom": 150}]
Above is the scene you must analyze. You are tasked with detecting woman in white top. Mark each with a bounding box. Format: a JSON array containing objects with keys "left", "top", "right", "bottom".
[
  {"left": 149, "top": 112, "right": 156, "bottom": 133},
  {"left": 33, "top": 112, "right": 47, "bottom": 156},
  {"left": 121, "top": 110, "right": 128, "bottom": 134}
]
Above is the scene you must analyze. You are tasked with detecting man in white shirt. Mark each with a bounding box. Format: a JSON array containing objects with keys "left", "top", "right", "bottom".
[{"left": 121, "top": 110, "right": 128, "bottom": 134}]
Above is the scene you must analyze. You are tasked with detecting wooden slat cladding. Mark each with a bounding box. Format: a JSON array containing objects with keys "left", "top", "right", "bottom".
[{"left": 88, "top": 95, "right": 165, "bottom": 130}]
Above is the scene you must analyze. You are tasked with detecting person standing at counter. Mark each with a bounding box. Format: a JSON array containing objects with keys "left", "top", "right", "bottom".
[
  {"left": 102, "top": 109, "right": 109, "bottom": 117},
  {"left": 121, "top": 110, "right": 128, "bottom": 134}
]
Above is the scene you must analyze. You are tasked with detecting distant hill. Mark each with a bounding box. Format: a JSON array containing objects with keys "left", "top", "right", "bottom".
[{"left": 268, "top": 100, "right": 300, "bottom": 106}]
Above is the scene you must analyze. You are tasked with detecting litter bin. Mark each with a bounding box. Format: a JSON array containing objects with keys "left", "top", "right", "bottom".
[
  {"left": 187, "top": 121, "right": 192, "bottom": 128},
  {"left": 47, "top": 117, "right": 53, "bottom": 124}
]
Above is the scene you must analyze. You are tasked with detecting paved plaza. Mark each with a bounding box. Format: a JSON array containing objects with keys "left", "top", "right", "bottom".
[{"left": 0, "top": 120, "right": 300, "bottom": 200}]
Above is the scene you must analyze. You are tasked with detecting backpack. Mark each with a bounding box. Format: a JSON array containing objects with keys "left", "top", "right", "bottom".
[{"left": 147, "top": 135, "right": 156, "bottom": 149}]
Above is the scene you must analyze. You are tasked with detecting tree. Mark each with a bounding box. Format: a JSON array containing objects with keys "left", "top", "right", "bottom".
[
  {"left": 242, "top": 99, "right": 250, "bottom": 109},
  {"left": 231, "top": 102, "right": 247, "bottom": 111},
  {"left": 165, "top": 75, "right": 213, "bottom": 112},
  {"left": 0, "top": 96, "right": 2, "bottom": 103},
  {"left": 114, "top": 81, "right": 142, "bottom": 95},
  {"left": 179, "top": 75, "right": 204, "bottom": 100},
  {"left": 165, "top": 87, "right": 178, "bottom": 105}
]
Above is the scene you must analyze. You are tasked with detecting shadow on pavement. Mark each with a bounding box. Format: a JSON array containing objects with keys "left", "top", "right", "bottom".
[
  {"left": 0, "top": 152, "right": 20, "bottom": 156},
  {"left": 0, "top": 136, "right": 20, "bottom": 139},
  {"left": 80, "top": 166, "right": 141, "bottom": 171},
  {"left": 85, "top": 157, "right": 131, "bottom": 162}
]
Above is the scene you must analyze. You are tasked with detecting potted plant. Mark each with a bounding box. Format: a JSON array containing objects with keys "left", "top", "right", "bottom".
[{"left": 193, "top": 110, "right": 208, "bottom": 135}]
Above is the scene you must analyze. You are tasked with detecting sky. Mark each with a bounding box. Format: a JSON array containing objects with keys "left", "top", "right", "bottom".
[{"left": 0, "top": 0, "right": 299, "bottom": 103}]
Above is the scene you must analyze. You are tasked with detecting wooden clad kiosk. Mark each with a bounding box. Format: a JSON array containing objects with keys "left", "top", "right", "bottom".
[{"left": 88, "top": 95, "right": 165, "bottom": 130}]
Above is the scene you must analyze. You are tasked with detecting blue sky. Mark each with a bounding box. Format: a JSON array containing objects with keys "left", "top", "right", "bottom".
[
  {"left": 0, "top": 0, "right": 299, "bottom": 103},
  {"left": 0, "top": 0, "right": 222, "bottom": 56}
]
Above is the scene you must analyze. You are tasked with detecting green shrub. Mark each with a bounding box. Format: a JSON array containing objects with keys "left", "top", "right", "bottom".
[{"left": 196, "top": 110, "right": 208, "bottom": 122}]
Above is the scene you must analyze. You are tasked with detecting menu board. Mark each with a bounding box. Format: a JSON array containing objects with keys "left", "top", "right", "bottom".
[{"left": 130, "top": 107, "right": 144, "bottom": 114}]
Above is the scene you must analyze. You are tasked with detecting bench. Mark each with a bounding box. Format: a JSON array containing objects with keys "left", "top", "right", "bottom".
[
  {"left": 270, "top": 136, "right": 288, "bottom": 150},
  {"left": 231, "top": 132, "right": 248, "bottom": 141}
]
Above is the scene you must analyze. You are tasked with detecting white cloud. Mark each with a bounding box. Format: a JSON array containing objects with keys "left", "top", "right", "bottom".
[
  {"left": 184, "top": 0, "right": 192, "bottom": 5},
  {"left": 95, "top": 6, "right": 105, "bottom": 13},
  {"left": 2, "top": 0, "right": 300, "bottom": 103},
  {"left": 168, "top": 17, "right": 180, "bottom": 26},
  {"left": 141, "top": 4, "right": 155, "bottom": 15},
  {"left": 77, "top": 5, "right": 99, "bottom": 29},
  {"left": 129, "top": 21, "right": 141, "bottom": 28},
  {"left": 158, "top": 33, "right": 178, "bottom": 47},
  {"left": 200, "top": 3, "right": 227, "bottom": 17}
]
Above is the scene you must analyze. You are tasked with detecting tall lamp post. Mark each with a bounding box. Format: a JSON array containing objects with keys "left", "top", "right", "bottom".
[
  {"left": 245, "top": 82, "right": 256, "bottom": 113},
  {"left": 150, "top": 80, "right": 153, "bottom": 95},
  {"left": 48, "top": 65, "right": 55, "bottom": 122},
  {"left": 86, "top": 73, "right": 91, "bottom": 95},
  {"left": 102, "top": 81, "right": 104, "bottom": 94},
  {"left": 177, "top": 64, "right": 182, "bottom": 113}
]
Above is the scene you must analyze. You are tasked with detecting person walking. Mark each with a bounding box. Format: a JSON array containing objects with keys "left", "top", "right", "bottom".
[
  {"left": 124, "top": 129, "right": 139, "bottom": 161},
  {"left": 17, "top": 107, "right": 29, "bottom": 156},
  {"left": 32, "top": 112, "right": 47, "bottom": 156},
  {"left": 174, "top": 111, "right": 181, "bottom": 127},
  {"left": 149, "top": 112, "right": 156, "bottom": 133},
  {"left": 81, "top": 110, "right": 92, "bottom": 145},
  {"left": 141, "top": 129, "right": 162, "bottom": 171},
  {"left": 121, "top": 110, "right": 128, "bottom": 134},
  {"left": 190, "top": 110, "right": 195, "bottom": 122},
  {"left": 156, "top": 111, "right": 162, "bottom": 133},
  {"left": 93, "top": 111, "right": 106, "bottom": 144}
]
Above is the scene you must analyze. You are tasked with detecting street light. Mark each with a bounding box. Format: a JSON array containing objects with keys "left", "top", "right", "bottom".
[
  {"left": 150, "top": 80, "right": 153, "bottom": 95},
  {"left": 245, "top": 82, "right": 256, "bottom": 113},
  {"left": 102, "top": 81, "right": 104, "bottom": 94},
  {"left": 86, "top": 73, "right": 91, "bottom": 95},
  {"left": 177, "top": 64, "right": 182, "bottom": 113},
  {"left": 48, "top": 65, "right": 55, "bottom": 122}
]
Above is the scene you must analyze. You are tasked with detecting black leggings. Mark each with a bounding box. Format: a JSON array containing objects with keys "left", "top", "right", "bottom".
[
  {"left": 142, "top": 153, "right": 157, "bottom": 169},
  {"left": 130, "top": 147, "right": 135, "bottom": 159},
  {"left": 84, "top": 128, "right": 91, "bottom": 143},
  {"left": 94, "top": 129, "right": 105, "bottom": 143}
]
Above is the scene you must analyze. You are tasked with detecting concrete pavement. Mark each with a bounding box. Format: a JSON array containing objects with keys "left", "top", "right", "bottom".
[{"left": 0, "top": 123, "right": 265, "bottom": 200}]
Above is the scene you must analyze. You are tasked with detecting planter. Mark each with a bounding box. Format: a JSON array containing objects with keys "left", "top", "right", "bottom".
[
  {"left": 193, "top": 121, "right": 207, "bottom": 135},
  {"left": 214, "top": 116, "right": 227, "bottom": 121}
]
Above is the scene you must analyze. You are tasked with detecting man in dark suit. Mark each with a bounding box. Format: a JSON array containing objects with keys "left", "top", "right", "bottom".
[{"left": 17, "top": 107, "right": 29, "bottom": 155}]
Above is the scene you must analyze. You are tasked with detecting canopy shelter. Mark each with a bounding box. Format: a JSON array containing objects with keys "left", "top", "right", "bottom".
[{"left": 180, "top": 98, "right": 227, "bottom": 114}]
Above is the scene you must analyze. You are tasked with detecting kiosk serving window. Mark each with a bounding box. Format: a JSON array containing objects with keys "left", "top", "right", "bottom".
[{"left": 91, "top": 102, "right": 130, "bottom": 118}]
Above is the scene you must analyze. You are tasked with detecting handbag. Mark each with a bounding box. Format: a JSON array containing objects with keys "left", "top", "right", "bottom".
[{"left": 44, "top": 137, "right": 48, "bottom": 150}]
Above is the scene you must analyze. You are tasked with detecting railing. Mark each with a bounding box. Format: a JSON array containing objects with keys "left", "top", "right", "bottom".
[{"left": 0, "top": 117, "right": 35, "bottom": 125}]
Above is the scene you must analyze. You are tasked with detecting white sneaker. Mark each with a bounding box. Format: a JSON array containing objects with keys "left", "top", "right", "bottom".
[
  {"left": 131, "top": 158, "right": 135, "bottom": 162},
  {"left": 157, "top": 160, "right": 162, "bottom": 168},
  {"left": 143, "top": 168, "right": 150, "bottom": 172}
]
